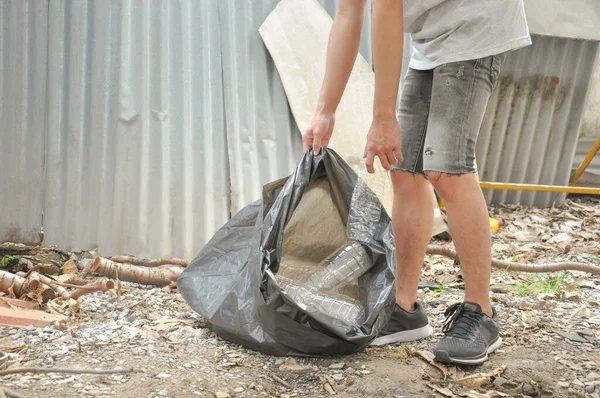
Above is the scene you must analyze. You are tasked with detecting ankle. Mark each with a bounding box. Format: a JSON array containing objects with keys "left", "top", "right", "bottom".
[
  {"left": 464, "top": 299, "right": 493, "bottom": 317},
  {"left": 396, "top": 298, "right": 416, "bottom": 312}
]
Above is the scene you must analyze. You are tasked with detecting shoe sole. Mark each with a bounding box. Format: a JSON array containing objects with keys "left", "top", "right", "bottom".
[
  {"left": 434, "top": 336, "right": 502, "bottom": 365},
  {"left": 370, "top": 324, "right": 434, "bottom": 346}
]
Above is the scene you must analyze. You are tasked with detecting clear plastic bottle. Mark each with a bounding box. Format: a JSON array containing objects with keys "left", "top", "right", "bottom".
[
  {"left": 348, "top": 163, "right": 384, "bottom": 243},
  {"left": 277, "top": 278, "right": 365, "bottom": 327},
  {"left": 307, "top": 242, "right": 372, "bottom": 290}
]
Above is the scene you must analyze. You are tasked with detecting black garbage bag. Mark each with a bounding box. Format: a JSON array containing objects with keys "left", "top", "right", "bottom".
[{"left": 178, "top": 148, "right": 396, "bottom": 356}]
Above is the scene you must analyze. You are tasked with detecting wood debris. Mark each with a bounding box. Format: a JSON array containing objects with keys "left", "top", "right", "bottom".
[{"left": 0, "top": 307, "right": 68, "bottom": 328}]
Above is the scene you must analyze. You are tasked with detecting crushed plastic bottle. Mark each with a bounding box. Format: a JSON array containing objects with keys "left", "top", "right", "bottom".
[
  {"left": 307, "top": 242, "right": 372, "bottom": 291},
  {"left": 347, "top": 164, "right": 384, "bottom": 243},
  {"left": 277, "top": 278, "right": 365, "bottom": 327}
]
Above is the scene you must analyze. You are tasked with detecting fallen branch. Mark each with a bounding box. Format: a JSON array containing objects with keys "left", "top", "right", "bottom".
[
  {"left": 90, "top": 257, "right": 183, "bottom": 286},
  {"left": 55, "top": 274, "right": 93, "bottom": 286},
  {"left": 107, "top": 256, "right": 188, "bottom": 267},
  {"left": 70, "top": 279, "right": 114, "bottom": 300},
  {"left": 78, "top": 260, "right": 95, "bottom": 278},
  {"left": 26, "top": 272, "right": 114, "bottom": 300},
  {"left": 426, "top": 245, "right": 600, "bottom": 275},
  {"left": 272, "top": 374, "right": 292, "bottom": 389},
  {"left": 0, "top": 367, "right": 140, "bottom": 377},
  {"left": 0, "top": 270, "right": 39, "bottom": 297},
  {"left": 22, "top": 264, "right": 55, "bottom": 279}
]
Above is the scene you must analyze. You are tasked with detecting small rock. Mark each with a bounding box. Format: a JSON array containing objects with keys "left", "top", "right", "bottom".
[
  {"left": 493, "top": 376, "right": 522, "bottom": 395},
  {"left": 329, "top": 362, "right": 345, "bottom": 370},
  {"left": 332, "top": 374, "right": 344, "bottom": 382},
  {"left": 214, "top": 391, "right": 230, "bottom": 398},
  {"left": 280, "top": 394, "right": 290, "bottom": 398},
  {"left": 255, "top": 385, "right": 264, "bottom": 391},
  {"left": 555, "top": 330, "right": 589, "bottom": 343},
  {"left": 522, "top": 382, "right": 538, "bottom": 396},
  {"left": 557, "top": 381, "right": 570, "bottom": 389},
  {"left": 491, "top": 285, "right": 509, "bottom": 293},
  {"left": 572, "top": 379, "right": 584, "bottom": 387},
  {"left": 588, "top": 372, "right": 600, "bottom": 382},
  {"left": 360, "top": 370, "right": 372, "bottom": 375},
  {"left": 156, "top": 373, "right": 171, "bottom": 379},
  {"left": 157, "top": 390, "right": 168, "bottom": 397},
  {"left": 578, "top": 329, "right": 596, "bottom": 337},
  {"left": 274, "top": 358, "right": 285, "bottom": 366},
  {"left": 233, "top": 387, "right": 244, "bottom": 393},
  {"left": 587, "top": 384, "right": 596, "bottom": 394}
]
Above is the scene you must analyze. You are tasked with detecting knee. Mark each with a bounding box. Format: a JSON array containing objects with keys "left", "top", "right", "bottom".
[
  {"left": 391, "top": 170, "right": 428, "bottom": 195},
  {"left": 426, "top": 171, "right": 461, "bottom": 202}
]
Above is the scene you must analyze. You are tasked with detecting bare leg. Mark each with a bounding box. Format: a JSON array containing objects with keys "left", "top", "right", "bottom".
[
  {"left": 391, "top": 170, "right": 434, "bottom": 312},
  {"left": 428, "top": 171, "right": 493, "bottom": 317}
]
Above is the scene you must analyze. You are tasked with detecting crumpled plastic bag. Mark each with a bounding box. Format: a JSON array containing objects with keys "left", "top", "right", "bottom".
[{"left": 178, "top": 148, "right": 396, "bottom": 356}]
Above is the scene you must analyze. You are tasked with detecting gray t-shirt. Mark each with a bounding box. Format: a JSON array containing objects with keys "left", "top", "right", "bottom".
[{"left": 404, "top": 0, "right": 531, "bottom": 70}]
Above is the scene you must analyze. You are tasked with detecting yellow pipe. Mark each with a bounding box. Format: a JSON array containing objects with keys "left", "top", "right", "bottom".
[
  {"left": 570, "top": 136, "right": 600, "bottom": 186},
  {"left": 479, "top": 181, "right": 600, "bottom": 195}
]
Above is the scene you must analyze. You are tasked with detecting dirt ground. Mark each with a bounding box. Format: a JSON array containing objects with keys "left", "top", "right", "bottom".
[{"left": 1, "top": 197, "right": 600, "bottom": 398}]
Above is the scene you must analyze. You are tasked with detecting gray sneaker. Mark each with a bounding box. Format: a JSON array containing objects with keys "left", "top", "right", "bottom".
[
  {"left": 371, "top": 301, "right": 434, "bottom": 346},
  {"left": 433, "top": 302, "right": 502, "bottom": 365}
]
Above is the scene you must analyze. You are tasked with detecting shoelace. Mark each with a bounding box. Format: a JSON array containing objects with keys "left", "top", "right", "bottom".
[{"left": 441, "top": 303, "right": 484, "bottom": 338}]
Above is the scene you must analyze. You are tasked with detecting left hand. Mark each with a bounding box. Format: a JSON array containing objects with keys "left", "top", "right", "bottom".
[{"left": 363, "top": 115, "right": 403, "bottom": 173}]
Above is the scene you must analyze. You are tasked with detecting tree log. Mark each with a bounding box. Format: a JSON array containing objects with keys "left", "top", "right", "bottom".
[
  {"left": 0, "top": 270, "right": 37, "bottom": 297},
  {"left": 91, "top": 257, "right": 183, "bottom": 286},
  {"left": 107, "top": 256, "right": 188, "bottom": 267},
  {"left": 426, "top": 245, "right": 600, "bottom": 275},
  {"left": 25, "top": 273, "right": 57, "bottom": 302}
]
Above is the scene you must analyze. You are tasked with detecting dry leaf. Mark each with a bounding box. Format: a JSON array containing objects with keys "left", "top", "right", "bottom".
[
  {"left": 324, "top": 382, "right": 336, "bottom": 395},
  {"left": 61, "top": 259, "right": 78, "bottom": 274},
  {"left": 454, "top": 365, "right": 507, "bottom": 388},
  {"left": 578, "top": 280, "right": 600, "bottom": 290},
  {"left": 426, "top": 382, "right": 455, "bottom": 397},
  {"left": 461, "top": 390, "right": 507, "bottom": 398},
  {"left": 279, "top": 357, "right": 312, "bottom": 373},
  {"left": 222, "top": 357, "right": 251, "bottom": 367},
  {"left": 324, "top": 375, "right": 337, "bottom": 390},
  {"left": 414, "top": 350, "right": 449, "bottom": 379},
  {"left": 141, "top": 326, "right": 160, "bottom": 340},
  {"left": 562, "top": 290, "right": 582, "bottom": 303},
  {"left": 447, "top": 366, "right": 466, "bottom": 380}
]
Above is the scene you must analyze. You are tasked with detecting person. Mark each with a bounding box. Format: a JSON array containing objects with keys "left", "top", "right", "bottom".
[{"left": 302, "top": 0, "right": 531, "bottom": 365}]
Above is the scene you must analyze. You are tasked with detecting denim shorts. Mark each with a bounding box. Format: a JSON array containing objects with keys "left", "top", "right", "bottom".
[{"left": 392, "top": 53, "right": 506, "bottom": 175}]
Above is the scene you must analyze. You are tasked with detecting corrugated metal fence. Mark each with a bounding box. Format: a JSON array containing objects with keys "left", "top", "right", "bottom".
[
  {"left": 477, "top": 35, "right": 599, "bottom": 206},
  {"left": 0, "top": 0, "right": 371, "bottom": 259},
  {"left": 1, "top": 0, "right": 598, "bottom": 258}
]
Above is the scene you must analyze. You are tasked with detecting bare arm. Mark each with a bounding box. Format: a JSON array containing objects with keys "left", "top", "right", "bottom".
[
  {"left": 364, "top": 0, "right": 404, "bottom": 173},
  {"left": 302, "top": 0, "right": 366, "bottom": 155}
]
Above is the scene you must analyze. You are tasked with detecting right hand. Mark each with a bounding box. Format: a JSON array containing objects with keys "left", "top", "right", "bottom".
[
  {"left": 363, "top": 115, "right": 402, "bottom": 173},
  {"left": 302, "top": 112, "right": 336, "bottom": 155}
]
